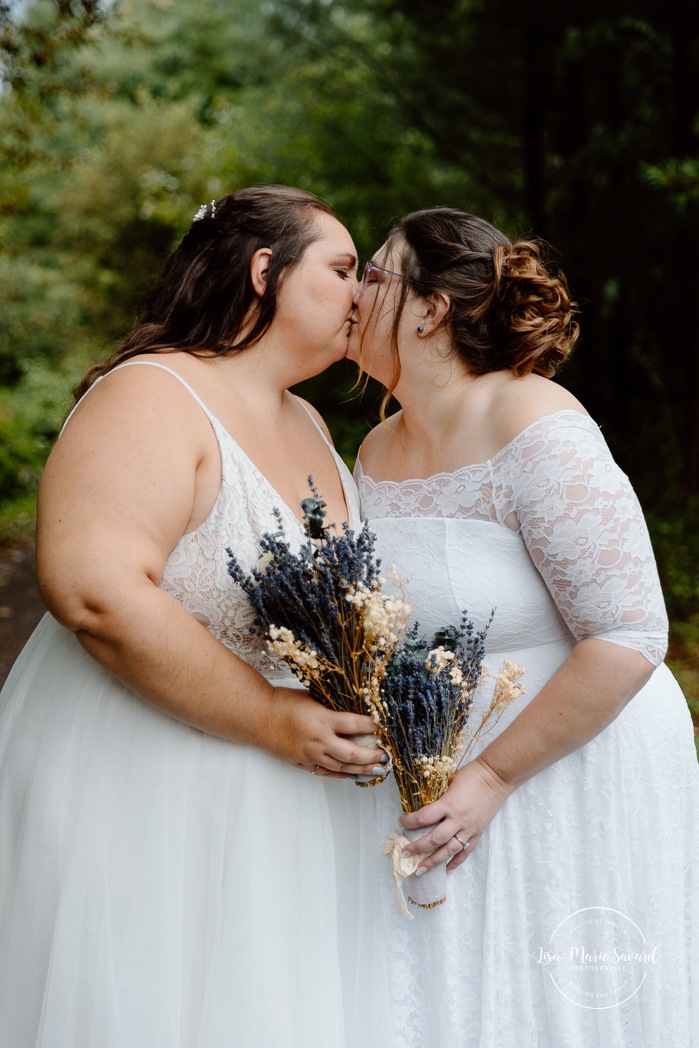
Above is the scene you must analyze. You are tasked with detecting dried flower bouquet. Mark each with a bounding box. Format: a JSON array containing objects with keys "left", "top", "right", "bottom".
[
  {"left": 226, "top": 482, "right": 525, "bottom": 910},
  {"left": 227, "top": 483, "right": 412, "bottom": 782},
  {"left": 371, "top": 620, "right": 526, "bottom": 911}
]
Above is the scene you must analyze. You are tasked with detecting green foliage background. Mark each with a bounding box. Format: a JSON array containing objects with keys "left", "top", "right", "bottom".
[{"left": 0, "top": 0, "right": 697, "bottom": 639}]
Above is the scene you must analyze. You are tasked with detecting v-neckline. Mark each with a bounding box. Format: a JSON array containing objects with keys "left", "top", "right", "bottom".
[{"left": 212, "top": 410, "right": 355, "bottom": 534}]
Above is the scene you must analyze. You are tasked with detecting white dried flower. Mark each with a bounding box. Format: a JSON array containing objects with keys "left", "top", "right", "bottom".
[
  {"left": 426, "top": 646, "right": 456, "bottom": 673},
  {"left": 491, "top": 659, "right": 526, "bottom": 709},
  {"left": 449, "top": 666, "right": 464, "bottom": 686},
  {"left": 267, "top": 625, "right": 320, "bottom": 676},
  {"left": 416, "top": 752, "right": 455, "bottom": 785},
  {"left": 345, "top": 582, "right": 411, "bottom": 645}
]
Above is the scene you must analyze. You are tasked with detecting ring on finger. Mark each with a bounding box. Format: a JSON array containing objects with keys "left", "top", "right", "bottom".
[
  {"left": 311, "top": 765, "right": 321, "bottom": 775},
  {"left": 454, "top": 833, "right": 469, "bottom": 850}
]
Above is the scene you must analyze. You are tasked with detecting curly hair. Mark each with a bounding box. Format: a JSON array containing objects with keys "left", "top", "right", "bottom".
[{"left": 369, "top": 208, "right": 579, "bottom": 405}]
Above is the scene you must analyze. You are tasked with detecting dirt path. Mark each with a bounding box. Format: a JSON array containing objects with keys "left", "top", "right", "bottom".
[{"left": 0, "top": 543, "right": 46, "bottom": 687}]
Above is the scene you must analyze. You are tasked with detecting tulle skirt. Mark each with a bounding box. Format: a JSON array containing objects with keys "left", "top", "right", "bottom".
[
  {"left": 0, "top": 615, "right": 393, "bottom": 1048},
  {"left": 373, "top": 640, "right": 699, "bottom": 1048}
]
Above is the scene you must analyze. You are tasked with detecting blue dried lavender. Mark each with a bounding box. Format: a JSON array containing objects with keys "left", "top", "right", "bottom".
[
  {"left": 380, "top": 613, "right": 493, "bottom": 812},
  {"left": 226, "top": 477, "right": 394, "bottom": 713}
]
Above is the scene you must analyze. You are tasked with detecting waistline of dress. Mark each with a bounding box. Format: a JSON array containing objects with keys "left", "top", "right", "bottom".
[{"left": 484, "top": 635, "right": 573, "bottom": 659}]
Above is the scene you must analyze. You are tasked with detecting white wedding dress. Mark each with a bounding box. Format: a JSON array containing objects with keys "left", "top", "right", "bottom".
[
  {"left": 357, "top": 410, "right": 699, "bottom": 1048},
  {"left": 0, "top": 362, "right": 393, "bottom": 1048}
]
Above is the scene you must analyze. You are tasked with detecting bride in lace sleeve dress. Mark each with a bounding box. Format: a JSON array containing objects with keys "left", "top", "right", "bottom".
[
  {"left": 348, "top": 209, "right": 699, "bottom": 1047},
  {"left": 0, "top": 187, "right": 393, "bottom": 1048}
]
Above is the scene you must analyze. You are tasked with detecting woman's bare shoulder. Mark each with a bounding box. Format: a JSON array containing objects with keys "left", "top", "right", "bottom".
[
  {"left": 54, "top": 355, "right": 215, "bottom": 472},
  {"left": 494, "top": 375, "right": 589, "bottom": 444}
]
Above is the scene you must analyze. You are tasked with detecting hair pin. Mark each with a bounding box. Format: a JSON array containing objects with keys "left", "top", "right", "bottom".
[{"left": 193, "top": 200, "right": 217, "bottom": 223}]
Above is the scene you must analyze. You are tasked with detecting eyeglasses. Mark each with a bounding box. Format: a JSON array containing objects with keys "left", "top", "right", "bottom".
[{"left": 361, "top": 260, "right": 408, "bottom": 288}]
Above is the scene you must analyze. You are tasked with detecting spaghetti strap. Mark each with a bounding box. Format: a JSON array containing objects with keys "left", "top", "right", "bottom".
[
  {"left": 296, "top": 398, "right": 334, "bottom": 451},
  {"left": 61, "top": 359, "right": 218, "bottom": 433}
]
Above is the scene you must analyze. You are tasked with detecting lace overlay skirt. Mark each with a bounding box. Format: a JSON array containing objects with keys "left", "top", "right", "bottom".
[{"left": 373, "top": 639, "right": 699, "bottom": 1048}]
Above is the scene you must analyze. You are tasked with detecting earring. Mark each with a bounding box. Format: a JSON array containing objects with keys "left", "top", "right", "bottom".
[{"left": 417, "top": 325, "right": 424, "bottom": 334}]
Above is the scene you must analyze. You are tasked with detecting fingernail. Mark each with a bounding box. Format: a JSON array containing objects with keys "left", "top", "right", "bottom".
[
  {"left": 414, "top": 867, "right": 427, "bottom": 877},
  {"left": 371, "top": 765, "right": 386, "bottom": 776},
  {"left": 380, "top": 752, "right": 389, "bottom": 764}
]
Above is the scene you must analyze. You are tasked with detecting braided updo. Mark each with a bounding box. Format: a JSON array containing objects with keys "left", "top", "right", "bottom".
[{"left": 387, "top": 208, "right": 579, "bottom": 379}]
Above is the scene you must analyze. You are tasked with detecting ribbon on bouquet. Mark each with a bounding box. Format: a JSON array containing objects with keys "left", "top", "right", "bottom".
[{"left": 382, "top": 829, "right": 433, "bottom": 919}]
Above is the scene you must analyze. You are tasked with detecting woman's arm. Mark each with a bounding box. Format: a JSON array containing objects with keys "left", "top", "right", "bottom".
[
  {"left": 400, "top": 637, "right": 652, "bottom": 872},
  {"left": 37, "top": 366, "right": 383, "bottom": 776}
]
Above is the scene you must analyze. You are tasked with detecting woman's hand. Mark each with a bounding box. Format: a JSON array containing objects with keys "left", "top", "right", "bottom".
[
  {"left": 399, "top": 639, "right": 655, "bottom": 874},
  {"left": 264, "top": 689, "right": 387, "bottom": 780},
  {"left": 399, "top": 757, "right": 514, "bottom": 874}
]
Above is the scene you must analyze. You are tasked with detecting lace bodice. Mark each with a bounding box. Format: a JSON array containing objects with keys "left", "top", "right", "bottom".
[
  {"left": 81, "top": 361, "right": 360, "bottom": 679},
  {"left": 357, "top": 410, "right": 668, "bottom": 666}
]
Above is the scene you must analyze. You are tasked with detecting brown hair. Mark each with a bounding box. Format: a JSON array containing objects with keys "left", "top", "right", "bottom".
[
  {"left": 74, "top": 185, "right": 334, "bottom": 400},
  {"left": 369, "top": 208, "right": 579, "bottom": 406}
]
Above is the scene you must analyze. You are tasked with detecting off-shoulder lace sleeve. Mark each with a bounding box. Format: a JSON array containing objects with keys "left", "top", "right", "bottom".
[{"left": 497, "top": 412, "right": 668, "bottom": 666}]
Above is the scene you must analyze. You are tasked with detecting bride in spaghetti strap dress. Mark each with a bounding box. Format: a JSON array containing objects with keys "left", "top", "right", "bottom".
[{"left": 0, "top": 189, "right": 393, "bottom": 1048}]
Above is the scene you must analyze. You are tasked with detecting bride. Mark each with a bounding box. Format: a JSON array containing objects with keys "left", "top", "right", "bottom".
[
  {"left": 349, "top": 207, "right": 699, "bottom": 1047},
  {"left": 0, "top": 186, "right": 392, "bottom": 1047}
]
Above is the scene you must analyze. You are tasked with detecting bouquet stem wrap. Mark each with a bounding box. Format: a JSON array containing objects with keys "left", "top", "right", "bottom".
[
  {"left": 382, "top": 824, "right": 445, "bottom": 918},
  {"left": 404, "top": 824, "right": 447, "bottom": 909},
  {"left": 351, "top": 732, "right": 391, "bottom": 786}
]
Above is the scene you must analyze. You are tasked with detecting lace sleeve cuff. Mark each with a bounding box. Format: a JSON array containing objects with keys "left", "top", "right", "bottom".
[{"left": 583, "top": 630, "right": 668, "bottom": 668}]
